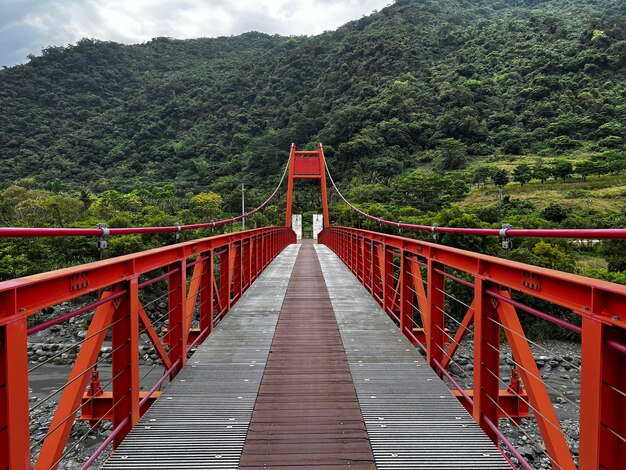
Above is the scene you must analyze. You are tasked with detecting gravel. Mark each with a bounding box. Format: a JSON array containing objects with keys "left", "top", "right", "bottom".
[{"left": 447, "top": 339, "right": 582, "bottom": 469}]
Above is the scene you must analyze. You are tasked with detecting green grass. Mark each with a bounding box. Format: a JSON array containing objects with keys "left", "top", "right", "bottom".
[
  {"left": 460, "top": 154, "right": 626, "bottom": 214},
  {"left": 576, "top": 255, "right": 608, "bottom": 271}
]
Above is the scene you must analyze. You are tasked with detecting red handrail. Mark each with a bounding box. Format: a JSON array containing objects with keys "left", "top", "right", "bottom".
[{"left": 319, "top": 226, "right": 626, "bottom": 470}]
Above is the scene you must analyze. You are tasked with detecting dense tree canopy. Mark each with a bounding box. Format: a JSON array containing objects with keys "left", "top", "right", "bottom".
[{"left": 0, "top": 0, "right": 624, "bottom": 208}]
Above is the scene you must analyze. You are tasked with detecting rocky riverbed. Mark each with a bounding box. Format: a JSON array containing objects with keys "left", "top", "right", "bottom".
[
  {"left": 446, "top": 339, "right": 582, "bottom": 469},
  {"left": 27, "top": 300, "right": 170, "bottom": 467},
  {"left": 28, "top": 363, "right": 165, "bottom": 468}
]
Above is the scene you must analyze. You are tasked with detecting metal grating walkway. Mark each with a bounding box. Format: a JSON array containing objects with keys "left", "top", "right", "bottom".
[
  {"left": 103, "top": 245, "right": 300, "bottom": 469},
  {"left": 104, "top": 242, "right": 510, "bottom": 469},
  {"left": 315, "top": 244, "right": 510, "bottom": 469}
]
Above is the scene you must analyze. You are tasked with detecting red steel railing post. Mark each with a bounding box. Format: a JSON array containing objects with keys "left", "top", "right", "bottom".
[
  {"left": 266, "top": 232, "right": 270, "bottom": 267},
  {"left": 199, "top": 252, "right": 214, "bottom": 341},
  {"left": 348, "top": 234, "right": 353, "bottom": 273},
  {"left": 267, "top": 233, "right": 276, "bottom": 264},
  {"left": 111, "top": 278, "right": 140, "bottom": 448},
  {"left": 0, "top": 318, "right": 30, "bottom": 470},
  {"left": 473, "top": 279, "right": 500, "bottom": 443},
  {"left": 580, "top": 316, "right": 626, "bottom": 468},
  {"left": 427, "top": 260, "right": 446, "bottom": 369},
  {"left": 246, "top": 238, "right": 253, "bottom": 288},
  {"left": 340, "top": 231, "right": 345, "bottom": 262},
  {"left": 372, "top": 243, "right": 383, "bottom": 304},
  {"left": 241, "top": 240, "right": 246, "bottom": 293},
  {"left": 167, "top": 260, "right": 187, "bottom": 376},
  {"left": 383, "top": 245, "right": 394, "bottom": 315},
  {"left": 497, "top": 293, "right": 575, "bottom": 469},
  {"left": 233, "top": 242, "right": 242, "bottom": 302},
  {"left": 400, "top": 250, "right": 413, "bottom": 340},
  {"left": 352, "top": 234, "right": 358, "bottom": 276},
  {"left": 364, "top": 238, "right": 372, "bottom": 293},
  {"left": 253, "top": 236, "right": 259, "bottom": 282},
  {"left": 356, "top": 235, "right": 362, "bottom": 279},
  {"left": 355, "top": 236, "right": 361, "bottom": 281},
  {"left": 220, "top": 247, "right": 230, "bottom": 312}
]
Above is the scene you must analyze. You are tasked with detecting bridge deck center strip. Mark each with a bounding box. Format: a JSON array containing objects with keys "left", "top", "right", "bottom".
[{"left": 239, "top": 242, "right": 377, "bottom": 469}]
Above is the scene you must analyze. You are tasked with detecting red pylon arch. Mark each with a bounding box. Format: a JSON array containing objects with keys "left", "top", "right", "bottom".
[{"left": 284, "top": 143, "right": 330, "bottom": 229}]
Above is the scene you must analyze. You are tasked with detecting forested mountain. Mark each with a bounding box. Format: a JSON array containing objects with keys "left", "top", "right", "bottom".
[{"left": 1, "top": 0, "right": 624, "bottom": 205}]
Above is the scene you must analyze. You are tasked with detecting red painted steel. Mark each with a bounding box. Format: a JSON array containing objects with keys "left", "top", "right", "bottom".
[
  {"left": 319, "top": 226, "right": 626, "bottom": 470},
  {"left": 284, "top": 143, "right": 330, "bottom": 229},
  {"left": 0, "top": 227, "right": 295, "bottom": 469}
]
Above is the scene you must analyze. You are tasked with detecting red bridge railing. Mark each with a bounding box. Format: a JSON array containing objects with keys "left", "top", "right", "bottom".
[
  {"left": 0, "top": 226, "right": 295, "bottom": 469},
  {"left": 319, "top": 226, "right": 626, "bottom": 469}
]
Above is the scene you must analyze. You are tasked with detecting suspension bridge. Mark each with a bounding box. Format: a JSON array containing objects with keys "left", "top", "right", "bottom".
[{"left": 0, "top": 144, "right": 624, "bottom": 469}]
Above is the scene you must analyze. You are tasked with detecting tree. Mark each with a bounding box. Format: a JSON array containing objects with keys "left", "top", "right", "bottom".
[
  {"left": 533, "top": 241, "right": 574, "bottom": 270},
  {"left": 512, "top": 164, "right": 532, "bottom": 185},
  {"left": 189, "top": 192, "right": 222, "bottom": 221},
  {"left": 392, "top": 171, "right": 442, "bottom": 211},
  {"left": 601, "top": 240, "right": 626, "bottom": 272},
  {"left": 532, "top": 163, "right": 550, "bottom": 183},
  {"left": 541, "top": 203, "right": 569, "bottom": 223},
  {"left": 436, "top": 138, "right": 467, "bottom": 171},
  {"left": 350, "top": 183, "right": 389, "bottom": 204},
  {"left": 604, "top": 150, "right": 626, "bottom": 175},
  {"left": 492, "top": 169, "right": 509, "bottom": 187},
  {"left": 472, "top": 165, "right": 493, "bottom": 188},
  {"left": 575, "top": 160, "right": 595, "bottom": 181},
  {"left": 551, "top": 159, "right": 573, "bottom": 180}
]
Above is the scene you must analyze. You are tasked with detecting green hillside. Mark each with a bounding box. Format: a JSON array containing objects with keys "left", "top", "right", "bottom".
[{"left": 1, "top": 0, "right": 624, "bottom": 198}]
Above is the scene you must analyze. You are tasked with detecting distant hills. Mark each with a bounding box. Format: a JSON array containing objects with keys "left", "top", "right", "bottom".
[{"left": 0, "top": 0, "right": 624, "bottom": 206}]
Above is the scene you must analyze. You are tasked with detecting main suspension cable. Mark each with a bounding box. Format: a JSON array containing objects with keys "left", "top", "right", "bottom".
[
  {"left": 324, "top": 162, "right": 626, "bottom": 240},
  {"left": 0, "top": 157, "right": 290, "bottom": 238}
]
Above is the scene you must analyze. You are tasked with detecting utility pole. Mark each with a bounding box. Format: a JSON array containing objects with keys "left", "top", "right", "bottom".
[{"left": 241, "top": 183, "right": 246, "bottom": 230}]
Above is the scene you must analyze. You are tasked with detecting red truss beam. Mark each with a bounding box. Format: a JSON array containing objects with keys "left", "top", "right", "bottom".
[
  {"left": 319, "top": 226, "right": 626, "bottom": 470},
  {"left": 0, "top": 226, "right": 295, "bottom": 469}
]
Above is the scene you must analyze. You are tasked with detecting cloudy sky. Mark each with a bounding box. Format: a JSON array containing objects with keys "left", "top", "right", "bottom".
[{"left": 0, "top": 0, "right": 391, "bottom": 67}]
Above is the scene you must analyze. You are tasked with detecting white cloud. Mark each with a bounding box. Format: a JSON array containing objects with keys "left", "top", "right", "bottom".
[{"left": 0, "top": 0, "right": 391, "bottom": 66}]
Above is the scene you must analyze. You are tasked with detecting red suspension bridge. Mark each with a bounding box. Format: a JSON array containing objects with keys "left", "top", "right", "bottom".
[{"left": 0, "top": 144, "right": 624, "bottom": 469}]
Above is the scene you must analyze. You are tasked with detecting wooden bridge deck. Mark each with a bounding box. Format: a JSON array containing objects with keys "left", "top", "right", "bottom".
[{"left": 103, "top": 242, "right": 509, "bottom": 469}]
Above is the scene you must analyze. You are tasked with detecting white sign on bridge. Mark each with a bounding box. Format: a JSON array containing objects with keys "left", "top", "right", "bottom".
[
  {"left": 313, "top": 214, "right": 323, "bottom": 240},
  {"left": 291, "top": 214, "right": 302, "bottom": 240}
]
